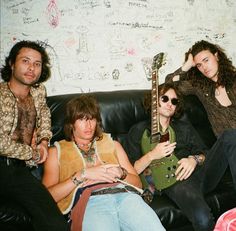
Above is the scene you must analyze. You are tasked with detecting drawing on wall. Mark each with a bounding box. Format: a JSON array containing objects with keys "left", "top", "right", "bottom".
[
  {"left": 47, "top": 0, "right": 60, "bottom": 28},
  {"left": 1, "top": 0, "right": 236, "bottom": 96}
]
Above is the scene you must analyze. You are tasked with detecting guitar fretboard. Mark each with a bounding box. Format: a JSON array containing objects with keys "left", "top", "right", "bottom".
[
  {"left": 151, "top": 70, "right": 159, "bottom": 142},
  {"left": 150, "top": 52, "right": 165, "bottom": 144}
]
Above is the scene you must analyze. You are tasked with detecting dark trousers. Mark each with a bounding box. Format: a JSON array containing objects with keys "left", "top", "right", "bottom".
[
  {"left": 164, "top": 173, "right": 215, "bottom": 231},
  {"left": 0, "top": 163, "right": 69, "bottom": 231},
  {"left": 164, "top": 129, "right": 236, "bottom": 231},
  {"left": 201, "top": 129, "right": 236, "bottom": 194}
]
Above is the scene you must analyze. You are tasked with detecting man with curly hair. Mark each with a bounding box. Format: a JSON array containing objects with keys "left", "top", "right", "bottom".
[
  {"left": 0, "top": 40, "right": 68, "bottom": 231},
  {"left": 165, "top": 40, "right": 236, "bottom": 194},
  {"left": 127, "top": 83, "right": 216, "bottom": 231},
  {"left": 166, "top": 40, "right": 236, "bottom": 136}
]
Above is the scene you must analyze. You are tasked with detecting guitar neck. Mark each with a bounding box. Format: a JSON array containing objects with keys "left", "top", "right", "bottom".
[
  {"left": 151, "top": 68, "right": 160, "bottom": 143},
  {"left": 150, "top": 52, "right": 165, "bottom": 144}
]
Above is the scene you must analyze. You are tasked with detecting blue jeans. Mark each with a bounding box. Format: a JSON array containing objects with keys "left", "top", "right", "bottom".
[{"left": 82, "top": 187, "right": 165, "bottom": 231}]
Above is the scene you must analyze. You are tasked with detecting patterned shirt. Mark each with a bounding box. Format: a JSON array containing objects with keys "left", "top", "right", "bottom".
[
  {"left": 0, "top": 82, "right": 52, "bottom": 160},
  {"left": 165, "top": 68, "right": 236, "bottom": 137}
]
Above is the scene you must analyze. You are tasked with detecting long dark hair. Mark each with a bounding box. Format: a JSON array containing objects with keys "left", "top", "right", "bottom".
[
  {"left": 0, "top": 40, "right": 51, "bottom": 83},
  {"left": 64, "top": 95, "right": 103, "bottom": 141},
  {"left": 184, "top": 40, "right": 236, "bottom": 93},
  {"left": 143, "top": 82, "right": 183, "bottom": 119}
]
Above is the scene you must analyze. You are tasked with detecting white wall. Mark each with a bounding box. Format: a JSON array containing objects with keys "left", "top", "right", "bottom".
[{"left": 1, "top": 0, "right": 236, "bottom": 96}]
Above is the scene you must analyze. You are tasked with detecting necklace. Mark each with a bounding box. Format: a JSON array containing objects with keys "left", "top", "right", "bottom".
[
  {"left": 7, "top": 82, "right": 31, "bottom": 102},
  {"left": 8, "top": 82, "right": 30, "bottom": 101},
  {"left": 76, "top": 142, "right": 91, "bottom": 149},
  {"left": 75, "top": 141, "right": 97, "bottom": 166}
]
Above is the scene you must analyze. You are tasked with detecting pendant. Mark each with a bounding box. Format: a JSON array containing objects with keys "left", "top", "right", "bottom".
[{"left": 75, "top": 141, "right": 97, "bottom": 165}]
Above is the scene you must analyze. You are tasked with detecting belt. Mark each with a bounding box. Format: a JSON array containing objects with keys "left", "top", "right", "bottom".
[
  {"left": 0, "top": 156, "right": 26, "bottom": 167},
  {"left": 91, "top": 185, "right": 141, "bottom": 196}
]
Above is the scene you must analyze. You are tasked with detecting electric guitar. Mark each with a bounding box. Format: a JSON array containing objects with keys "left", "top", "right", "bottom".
[{"left": 141, "top": 52, "right": 179, "bottom": 191}]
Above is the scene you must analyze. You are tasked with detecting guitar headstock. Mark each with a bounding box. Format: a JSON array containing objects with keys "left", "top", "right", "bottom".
[{"left": 152, "top": 52, "right": 166, "bottom": 71}]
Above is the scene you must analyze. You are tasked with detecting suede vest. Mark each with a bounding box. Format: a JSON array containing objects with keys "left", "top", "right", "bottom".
[{"left": 55, "top": 133, "right": 119, "bottom": 214}]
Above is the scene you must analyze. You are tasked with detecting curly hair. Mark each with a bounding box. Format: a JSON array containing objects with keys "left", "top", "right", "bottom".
[
  {"left": 184, "top": 40, "right": 236, "bottom": 94},
  {"left": 0, "top": 40, "right": 51, "bottom": 83},
  {"left": 64, "top": 95, "right": 103, "bottom": 141},
  {"left": 143, "top": 82, "right": 183, "bottom": 119}
]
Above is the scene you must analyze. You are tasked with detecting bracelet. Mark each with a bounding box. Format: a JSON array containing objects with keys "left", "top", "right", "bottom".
[
  {"left": 189, "top": 155, "right": 198, "bottom": 165},
  {"left": 71, "top": 169, "right": 86, "bottom": 186},
  {"left": 120, "top": 167, "right": 128, "bottom": 180},
  {"left": 189, "top": 154, "right": 205, "bottom": 166},
  {"left": 196, "top": 154, "right": 205, "bottom": 165}
]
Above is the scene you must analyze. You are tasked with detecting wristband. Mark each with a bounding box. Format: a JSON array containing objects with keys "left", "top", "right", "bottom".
[{"left": 71, "top": 169, "right": 86, "bottom": 186}]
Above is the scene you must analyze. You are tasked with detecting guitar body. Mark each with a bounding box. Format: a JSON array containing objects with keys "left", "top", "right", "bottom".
[
  {"left": 141, "top": 126, "right": 179, "bottom": 191},
  {"left": 141, "top": 52, "right": 178, "bottom": 191}
]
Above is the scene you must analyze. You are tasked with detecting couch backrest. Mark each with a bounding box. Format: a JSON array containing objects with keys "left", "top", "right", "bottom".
[
  {"left": 46, "top": 89, "right": 216, "bottom": 150},
  {"left": 47, "top": 90, "right": 149, "bottom": 147}
]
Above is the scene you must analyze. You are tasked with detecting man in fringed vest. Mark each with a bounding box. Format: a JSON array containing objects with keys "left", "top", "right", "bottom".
[{"left": 42, "top": 95, "right": 166, "bottom": 231}]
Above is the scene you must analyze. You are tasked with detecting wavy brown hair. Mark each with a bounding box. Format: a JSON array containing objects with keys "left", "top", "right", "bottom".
[
  {"left": 143, "top": 83, "right": 183, "bottom": 119},
  {"left": 64, "top": 95, "right": 103, "bottom": 141},
  {"left": 0, "top": 40, "right": 51, "bottom": 84},
  {"left": 183, "top": 40, "right": 236, "bottom": 95}
]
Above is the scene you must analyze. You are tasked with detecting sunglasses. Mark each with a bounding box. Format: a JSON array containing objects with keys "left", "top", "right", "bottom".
[{"left": 160, "top": 95, "right": 179, "bottom": 106}]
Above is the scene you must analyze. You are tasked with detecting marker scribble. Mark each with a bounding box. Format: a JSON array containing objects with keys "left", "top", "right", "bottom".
[{"left": 47, "top": 0, "right": 60, "bottom": 28}]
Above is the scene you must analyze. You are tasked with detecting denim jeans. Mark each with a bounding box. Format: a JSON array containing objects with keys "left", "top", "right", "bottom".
[
  {"left": 82, "top": 187, "right": 165, "bottom": 231},
  {"left": 0, "top": 163, "right": 69, "bottom": 231}
]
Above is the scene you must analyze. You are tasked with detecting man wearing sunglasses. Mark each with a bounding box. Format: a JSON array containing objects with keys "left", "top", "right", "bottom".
[{"left": 126, "top": 83, "right": 215, "bottom": 231}]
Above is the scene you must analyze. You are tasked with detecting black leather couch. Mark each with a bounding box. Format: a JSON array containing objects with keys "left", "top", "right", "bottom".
[{"left": 0, "top": 89, "right": 235, "bottom": 231}]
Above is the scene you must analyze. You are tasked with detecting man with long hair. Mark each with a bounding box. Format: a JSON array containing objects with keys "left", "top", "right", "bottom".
[
  {"left": 127, "top": 83, "right": 215, "bottom": 231},
  {"left": 42, "top": 94, "right": 166, "bottom": 231},
  {"left": 0, "top": 40, "right": 68, "bottom": 231},
  {"left": 165, "top": 40, "right": 236, "bottom": 193},
  {"left": 166, "top": 40, "right": 236, "bottom": 136}
]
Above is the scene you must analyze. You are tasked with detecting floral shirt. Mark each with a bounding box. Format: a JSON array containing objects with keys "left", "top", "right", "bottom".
[{"left": 0, "top": 82, "right": 52, "bottom": 160}]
